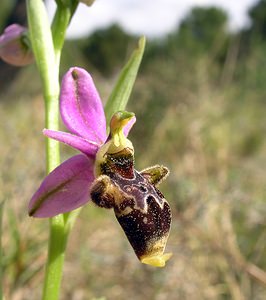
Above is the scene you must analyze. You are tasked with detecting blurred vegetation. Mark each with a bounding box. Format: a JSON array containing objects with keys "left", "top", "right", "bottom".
[{"left": 1, "top": 1, "right": 266, "bottom": 300}]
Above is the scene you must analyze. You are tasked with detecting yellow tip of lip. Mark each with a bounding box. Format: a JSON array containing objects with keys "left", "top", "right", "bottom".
[{"left": 141, "top": 253, "right": 172, "bottom": 267}]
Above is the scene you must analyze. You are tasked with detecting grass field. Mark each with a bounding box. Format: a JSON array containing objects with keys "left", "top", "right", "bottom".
[{"left": 1, "top": 50, "right": 266, "bottom": 299}]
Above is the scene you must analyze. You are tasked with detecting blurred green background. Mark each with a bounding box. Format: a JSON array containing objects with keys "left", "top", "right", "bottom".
[{"left": 0, "top": 1, "right": 266, "bottom": 299}]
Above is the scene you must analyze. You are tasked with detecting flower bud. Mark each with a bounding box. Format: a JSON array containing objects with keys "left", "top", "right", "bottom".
[{"left": 0, "top": 24, "right": 34, "bottom": 66}]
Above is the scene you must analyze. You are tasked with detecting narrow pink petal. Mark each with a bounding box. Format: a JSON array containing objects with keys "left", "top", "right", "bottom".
[
  {"left": 123, "top": 116, "right": 136, "bottom": 137},
  {"left": 60, "top": 67, "right": 106, "bottom": 144},
  {"left": 43, "top": 129, "right": 99, "bottom": 157},
  {"left": 29, "top": 155, "right": 95, "bottom": 218}
]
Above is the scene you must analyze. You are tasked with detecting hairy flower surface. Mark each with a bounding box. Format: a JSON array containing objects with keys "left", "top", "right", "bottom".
[
  {"left": 91, "top": 112, "right": 172, "bottom": 267},
  {"left": 0, "top": 24, "right": 34, "bottom": 66}
]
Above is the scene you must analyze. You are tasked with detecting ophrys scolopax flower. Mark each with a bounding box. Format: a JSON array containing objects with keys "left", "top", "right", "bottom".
[{"left": 29, "top": 67, "right": 172, "bottom": 267}]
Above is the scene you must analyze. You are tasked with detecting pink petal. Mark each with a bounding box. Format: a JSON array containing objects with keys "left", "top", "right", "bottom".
[
  {"left": 29, "top": 154, "right": 95, "bottom": 218},
  {"left": 43, "top": 129, "right": 99, "bottom": 157},
  {"left": 123, "top": 116, "right": 136, "bottom": 137},
  {"left": 60, "top": 67, "right": 106, "bottom": 144}
]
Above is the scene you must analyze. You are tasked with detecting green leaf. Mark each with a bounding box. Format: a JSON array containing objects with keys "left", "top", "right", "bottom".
[{"left": 104, "top": 36, "right": 146, "bottom": 126}]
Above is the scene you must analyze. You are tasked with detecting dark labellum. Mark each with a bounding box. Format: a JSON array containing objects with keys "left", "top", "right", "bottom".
[{"left": 91, "top": 148, "right": 172, "bottom": 267}]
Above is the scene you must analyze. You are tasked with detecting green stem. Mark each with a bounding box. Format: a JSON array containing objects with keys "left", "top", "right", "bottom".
[
  {"left": 26, "top": 1, "right": 78, "bottom": 299},
  {"left": 43, "top": 94, "right": 66, "bottom": 300},
  {"left": 51, "top": 1, "right": 79, "bottom": 69},
  {"left": 43, "top": 4, "right": 78, "bottom": 298},
  {"left": 42, "top": 216, "right": 68, "bottom": 300}
]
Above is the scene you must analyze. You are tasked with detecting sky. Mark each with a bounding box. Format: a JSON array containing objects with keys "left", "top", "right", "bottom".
[{"left": 46, "top": 0, "right": 258, "bottom": 39}]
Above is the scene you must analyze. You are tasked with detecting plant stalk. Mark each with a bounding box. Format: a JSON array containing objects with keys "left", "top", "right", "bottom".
[{"left": 26, "top": 1, "right": 77, "bottom": 299}]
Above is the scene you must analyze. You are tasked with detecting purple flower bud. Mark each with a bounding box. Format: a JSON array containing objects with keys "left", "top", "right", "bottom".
[{"left": 0, "top": 24, "right": 34, "bottom": 66}]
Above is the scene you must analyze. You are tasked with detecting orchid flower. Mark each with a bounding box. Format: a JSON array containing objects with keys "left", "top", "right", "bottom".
[
  {"left": 29, "top": 67, "right": 172, "bottom": 267},
  {"left": 28, "top": 67, "right": 134, "bottom": 217}
]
